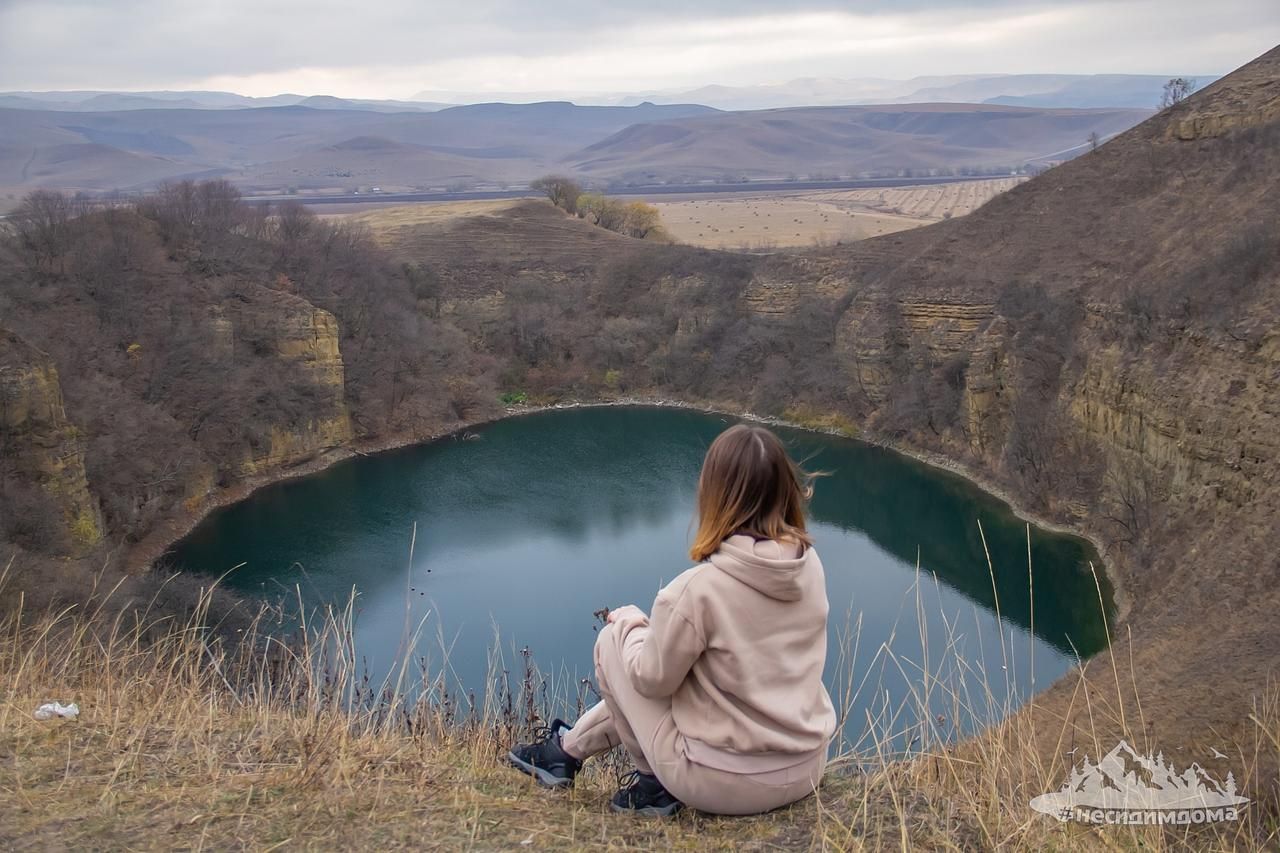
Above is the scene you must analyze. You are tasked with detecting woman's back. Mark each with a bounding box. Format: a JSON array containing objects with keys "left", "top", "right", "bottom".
[{"left": 621, "top": 534, "right": 836, "bottom": 772}]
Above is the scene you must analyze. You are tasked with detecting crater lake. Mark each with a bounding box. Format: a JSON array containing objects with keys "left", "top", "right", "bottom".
[{"left": 170, "top": 405, "right": 1113, "bottom": 747}]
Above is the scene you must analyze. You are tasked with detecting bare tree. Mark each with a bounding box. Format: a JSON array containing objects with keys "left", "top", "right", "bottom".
[
  {"left": 274, "top": 201, "right": 315, "bottom": 245},
  {"left": 140, "top": 180, "right": 199, "bottom": 244},
  {"left": 1088, "top": 131, "right": 1101, "bottom": 152},
  {"left": 402, "top": 262, "right": 443, "bottom": 317},
  {"left": 140, "top": 179, "right": 244, "bottom": 254},
  {"left": 9, "top": 190, "right": 78, "bottom": 277},
  {"left": 1101, "top": 462, "right": 1157, "bottom": 556},
  {"left": 1159, "top": 77, "right": 1197, "bottom": 110},
  {"left": 529, "top": 175, "right": 582, "bottom": 213}
]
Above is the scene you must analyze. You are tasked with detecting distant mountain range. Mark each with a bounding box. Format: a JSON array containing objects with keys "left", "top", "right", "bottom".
[
  {"left": 415, "top": 73, "right": 1218, "bottom": 111},
  {"left": 2, "top": 72, "right": 1216, "bottom": 117},
  {"left": 0, "top": 97, "right": 1154, "bottom": 206},
  {"left": 0, "top": 91, "right": 450, "bottom": 113},
  {"left": 0, "top": 102, "right": 720, "bottom": 203}
]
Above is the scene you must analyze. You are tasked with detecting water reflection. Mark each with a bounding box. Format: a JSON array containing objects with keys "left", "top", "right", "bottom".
[{"left": 171, "top": 406, "right": 1112, "bottom": 741}]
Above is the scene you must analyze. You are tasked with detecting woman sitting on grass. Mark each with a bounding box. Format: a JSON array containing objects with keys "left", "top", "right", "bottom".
[{"left": 507, "top": 424, "right": 836, "bottom": 816}]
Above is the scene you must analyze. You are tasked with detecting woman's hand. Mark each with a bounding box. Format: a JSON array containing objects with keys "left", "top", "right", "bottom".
[{"left": 606, "top": 604, "right": 646, "bottom": 624}]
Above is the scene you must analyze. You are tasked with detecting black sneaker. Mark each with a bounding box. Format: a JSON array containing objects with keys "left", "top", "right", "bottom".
[
  {"left": 506, "top": 719, "right": 582, "bottom": 788},
  {"left": 610, "top": 771, "right": 683, "bottom": 817}
]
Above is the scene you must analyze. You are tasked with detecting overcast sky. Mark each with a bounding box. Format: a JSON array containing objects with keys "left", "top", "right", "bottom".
[{"left": 1, "top": 0, "right": 1276, "bottom": 98}]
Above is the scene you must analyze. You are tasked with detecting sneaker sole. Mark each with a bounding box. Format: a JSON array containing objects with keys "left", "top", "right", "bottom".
[
  {"left": 609, "top": 801, "right": 683, "bottom": 817},
  {"left": 506, "top": 751, "right": 573, "bottom": 788}
]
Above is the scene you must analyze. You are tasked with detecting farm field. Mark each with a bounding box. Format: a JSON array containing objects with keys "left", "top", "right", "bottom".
[
  {"left": 649, "top": 177, "right": 1026, "bottom": 249},
  {"left": 329, "top": 177, "right": 1026, "bottom": 251},
  {"left": 335, "top": 199, "right": 518, "bottom": 244}
]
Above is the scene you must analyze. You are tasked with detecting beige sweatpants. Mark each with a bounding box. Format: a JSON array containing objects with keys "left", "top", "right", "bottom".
[{"left": 560, "top": 622, "right": 826, "bottom": 816}]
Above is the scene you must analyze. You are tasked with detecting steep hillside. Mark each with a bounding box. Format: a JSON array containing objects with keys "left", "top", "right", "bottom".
[
  {"left": 567, "top": 103, "right": 1150, "bottom": 181},
  {"left": 0, "top": 204, "right": 386, "bottom": 570},
  {"left": 805, "top": 44, "right": 1280, "bottom": 761}
]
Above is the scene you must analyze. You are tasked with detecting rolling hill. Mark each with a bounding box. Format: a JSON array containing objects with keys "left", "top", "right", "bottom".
[
  {"left": 413, "top": 73, "right": 1217, "bottom": 110},
  {"left": 0, "top": 98, "right": 1151, "bottom": 206},
  {"left": 625, "top": 73, "right": 1216, "bottom": 110},
  {"left": 567, "top": 103, "right": 1151, "bottom": 181},
  {"left": 0, "top": 90, "right": 448, "bottom": 112},
  {"left": 0, "top": 101, "right": 720, "bottom": 203}
]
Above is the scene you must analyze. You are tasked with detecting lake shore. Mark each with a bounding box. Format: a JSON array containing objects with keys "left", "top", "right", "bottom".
[
  {"left": 505, "top": 397, "right": 1128, "bottom": 624},
  {"left": 132, "top": 394, "right": 1126, "bottom": 629}
]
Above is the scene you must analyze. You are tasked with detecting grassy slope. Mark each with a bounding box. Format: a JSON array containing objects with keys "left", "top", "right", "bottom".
[
  {"left": 812, "top": 45, "right": 1280, "bottom": 773},
  {"left": 1, "top": 575, "right": 1276, "bottom": 850}
]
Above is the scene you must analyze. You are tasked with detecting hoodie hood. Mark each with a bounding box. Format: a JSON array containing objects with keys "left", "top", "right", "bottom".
[{"left": 708, "top": 534, "right": 809, "bottom": 601}]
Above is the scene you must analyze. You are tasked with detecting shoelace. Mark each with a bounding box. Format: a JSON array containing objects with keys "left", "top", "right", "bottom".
[
  {"left": 615, "top": 769, "right": 647, "bottom": 794},
  {"left": 528, "top": 719, "right": 566, "bottom": 745}
]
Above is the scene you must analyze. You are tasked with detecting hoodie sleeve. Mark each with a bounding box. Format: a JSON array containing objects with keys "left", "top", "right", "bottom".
[{"left": 615, "top": 585, "right": 706, "bottom": 699}]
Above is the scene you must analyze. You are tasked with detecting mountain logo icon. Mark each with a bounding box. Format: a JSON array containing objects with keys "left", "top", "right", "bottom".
[{"left": 1030, "top": 740, "right": 1249, "bottom": 822}]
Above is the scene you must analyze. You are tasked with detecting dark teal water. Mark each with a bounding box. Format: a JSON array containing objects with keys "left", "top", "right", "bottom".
[{"left": 171, "top": 406, "right": 1112, "bottom": 745}]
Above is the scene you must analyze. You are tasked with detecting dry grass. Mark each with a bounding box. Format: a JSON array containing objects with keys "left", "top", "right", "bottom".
[
  {"left": 334, "top": 201, "right": 526, "bottom": 245},
  {"left": 651, "top": 195, "right": 922, "bottom": 250},
  {"left": 1, "top": 556, "right": 1276, "bottom": 851},
  {"left": 648, "top": 179, "right": 1024, "bottom": 249},
  {"left": 307, "top": 179, "right": 1024, "bottom": 254},
  {"left": 779, "top": 406, "right": 860, "bottom": 437},
  {"left": 805, "top": 178, "right": 1025, "bottom": 221}
]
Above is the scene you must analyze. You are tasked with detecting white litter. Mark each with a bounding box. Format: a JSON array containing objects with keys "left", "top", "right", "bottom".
[{"left": 33, "top": 702, "right": 79, "bottom": 721}]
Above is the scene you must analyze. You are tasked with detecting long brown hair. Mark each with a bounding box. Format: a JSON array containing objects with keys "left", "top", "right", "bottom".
[{"left": 690, "top": 424, "right": 815, "bottom": 561}]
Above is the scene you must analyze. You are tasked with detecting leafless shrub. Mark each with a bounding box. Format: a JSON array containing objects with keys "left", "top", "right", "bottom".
[
  {"left": 8, "top": 190, "right": 81, "bottom": 278},
  {"left": 529, "top": 175, "right": 582, "bottom": 213},
  {"left": 1159, "top": 77, "right": 1197, "bottom": 110}
]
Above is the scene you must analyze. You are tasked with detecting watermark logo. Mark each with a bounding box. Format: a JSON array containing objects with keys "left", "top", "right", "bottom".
[{"left": 1030, "top": 740, "right": 1249, "bottom": 825}]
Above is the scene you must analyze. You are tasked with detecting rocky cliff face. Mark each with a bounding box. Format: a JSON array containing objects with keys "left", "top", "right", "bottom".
[
  {"left": 803, "top": 45, "right": 1280, "bottom": 761},
  {"left": 225, "top": 288, "right": 353, "bottom": 476},
  {"left": 0, "top": 256, "right": 356, "bottom": 552},
  {"left": 0, "top": 329, "right": 102, "bottom": 550},
  {"left": 1066, "top": 310, "right": 1272, "bottom": 509},
  {"left": 1166, "top": 56, "right": 1280, "bottom": 141},
  {"left": 957, "top": 316, "right": 1013, "bottom": 455},
  {"left": 822, "top": 43, "right": 1280, "bottom": 595}
]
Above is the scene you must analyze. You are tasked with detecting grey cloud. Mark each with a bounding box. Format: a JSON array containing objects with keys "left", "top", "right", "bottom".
[
  {"left": 0, "top": 0, "right": 1065, "bottom": 86},
  {"left": 0, "top": 0, "right": 1274, "bottom": 93}
]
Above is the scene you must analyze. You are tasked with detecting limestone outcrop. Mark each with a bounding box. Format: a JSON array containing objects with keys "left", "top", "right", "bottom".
[
  {"left": 223, "top": 288, "right": 354, "bottom": 474},
  {"left": 0, "top": 329, "right": 102, "bottom": 550}
]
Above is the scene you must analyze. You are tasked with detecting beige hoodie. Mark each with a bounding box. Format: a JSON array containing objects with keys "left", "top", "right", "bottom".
[{"left": 611, "top": 534, "right": 838, "bottom": 773}]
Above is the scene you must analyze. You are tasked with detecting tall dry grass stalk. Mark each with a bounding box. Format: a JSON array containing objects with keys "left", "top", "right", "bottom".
[{"left": 0, "top": 550, "right": 1276, "bottom": 850}]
